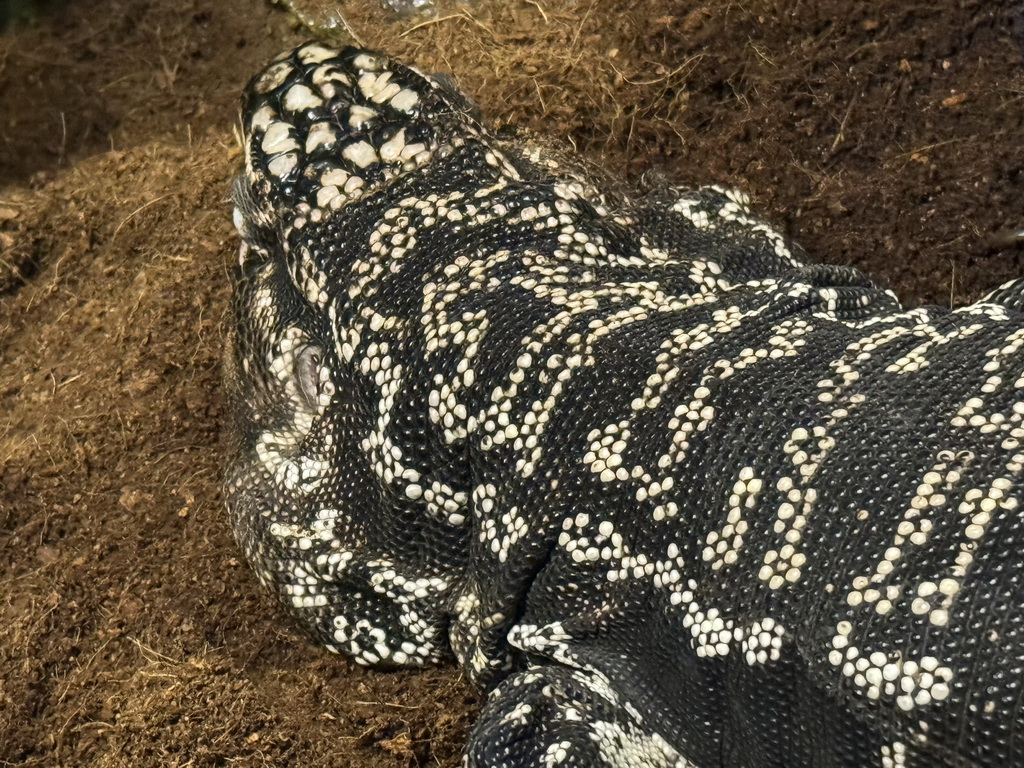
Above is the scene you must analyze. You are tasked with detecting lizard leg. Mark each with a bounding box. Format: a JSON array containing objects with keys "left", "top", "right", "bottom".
[{"left": 465, "top": 665, "right": 697, "bottom": 768}]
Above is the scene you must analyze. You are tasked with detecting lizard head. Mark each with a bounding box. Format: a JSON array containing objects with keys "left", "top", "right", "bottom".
[
  {"left": 232, "top": 42, "right": 481, "bottom": 246},
  {"left": 224, "top": 44, "right": 479, "bottom": 667}
]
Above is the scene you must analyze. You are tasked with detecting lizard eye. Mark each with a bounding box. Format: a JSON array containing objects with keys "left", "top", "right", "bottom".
[{"left": 295, "top": 344, "right": 324, "bottom": 408}]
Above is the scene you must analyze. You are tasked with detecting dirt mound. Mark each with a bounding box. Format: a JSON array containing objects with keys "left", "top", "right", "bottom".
[{"left": 1, "top": 1, "right": 1022, "bottom": 765}]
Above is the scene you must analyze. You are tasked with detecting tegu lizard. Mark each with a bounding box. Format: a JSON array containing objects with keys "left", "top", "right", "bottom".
[{"left": 225, "top": 42, "right": 1024, "bottom": 767}]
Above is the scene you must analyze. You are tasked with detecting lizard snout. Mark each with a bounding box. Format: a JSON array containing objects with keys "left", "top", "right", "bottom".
[{"left": 236, "top": 43, "right": 480, "bottom": 234}]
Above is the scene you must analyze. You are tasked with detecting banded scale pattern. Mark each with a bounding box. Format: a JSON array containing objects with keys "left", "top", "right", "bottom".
[{"left": 225, "top": 43, "right": 1024, "bottom": 767}]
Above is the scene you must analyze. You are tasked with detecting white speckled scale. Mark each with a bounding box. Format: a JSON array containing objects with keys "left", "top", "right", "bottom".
[{"left": 225, "top": 43, "right": 1024, "bottom": 767}]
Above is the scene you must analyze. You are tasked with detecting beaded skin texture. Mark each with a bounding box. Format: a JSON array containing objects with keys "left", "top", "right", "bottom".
[{"left": 225, "top": 43, "right": 1024, "bottom": 768}]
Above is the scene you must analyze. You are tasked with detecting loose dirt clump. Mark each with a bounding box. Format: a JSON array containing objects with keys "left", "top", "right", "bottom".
[{"left": 1, "top": 1, "right": 1022, "bottom": 766}]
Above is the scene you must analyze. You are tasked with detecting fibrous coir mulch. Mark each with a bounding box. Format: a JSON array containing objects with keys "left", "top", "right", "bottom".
[{"left": 1, "top": 1, "right": 1022, "bottom": 765}]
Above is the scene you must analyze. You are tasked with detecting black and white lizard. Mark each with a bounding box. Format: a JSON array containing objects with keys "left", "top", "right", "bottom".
[{"left": 225, "top": 43, "right": 1024, "bottom": 767}]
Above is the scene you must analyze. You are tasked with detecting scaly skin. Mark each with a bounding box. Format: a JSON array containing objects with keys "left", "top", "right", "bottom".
[{"left": 225, "top": 43, "right": 1024, "bottom": 767}]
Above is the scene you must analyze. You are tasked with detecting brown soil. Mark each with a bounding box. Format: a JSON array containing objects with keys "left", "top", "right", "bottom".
[{"left": 1, "top": 1, "right": 1022, "bottom": 765}]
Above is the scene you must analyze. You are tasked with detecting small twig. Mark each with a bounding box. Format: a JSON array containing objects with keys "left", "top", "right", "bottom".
[
  {"left": 400, "top": 13, "right": 462, "bottom": 36},
  {"left": 608, "top": 55, "right": 701, "bottom": 87},
  {"left": 322, "top": 10, "right": 364, "bottom": 46},
  {"left": 532, "top": 79, "right": 547, "bottom": 114},
  {"left": 525, "top": 0, "right": 548, "bottom": 23},
  {"left": 113, "top": 195, "right": 172, "bottom": 239},
  {"left": 128, "top": 635, "right": 181, "bottom": 665},
  {"left": 58, "top": 111, "right": 67, "bottom": 166},
  {"left": 949, "top": 259, "right": 957, "bottom": 308},
  {"left": 568, "top": 4, "right": 594, "bottom": 53},
  {"left": 748, "top": 43, "right": 776, "bottom": 68},
  {"left": 885, "top": 138, "right": 963, "bottom": 166},
  {"left": 352, "top": 700, "right": 423, "bottom": 709},
  {"left": 826, "top": 94, "right": 857, "bottom": 158},
  {"left": 400, "top": 11, "right": 494, "bottom": 38}
]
